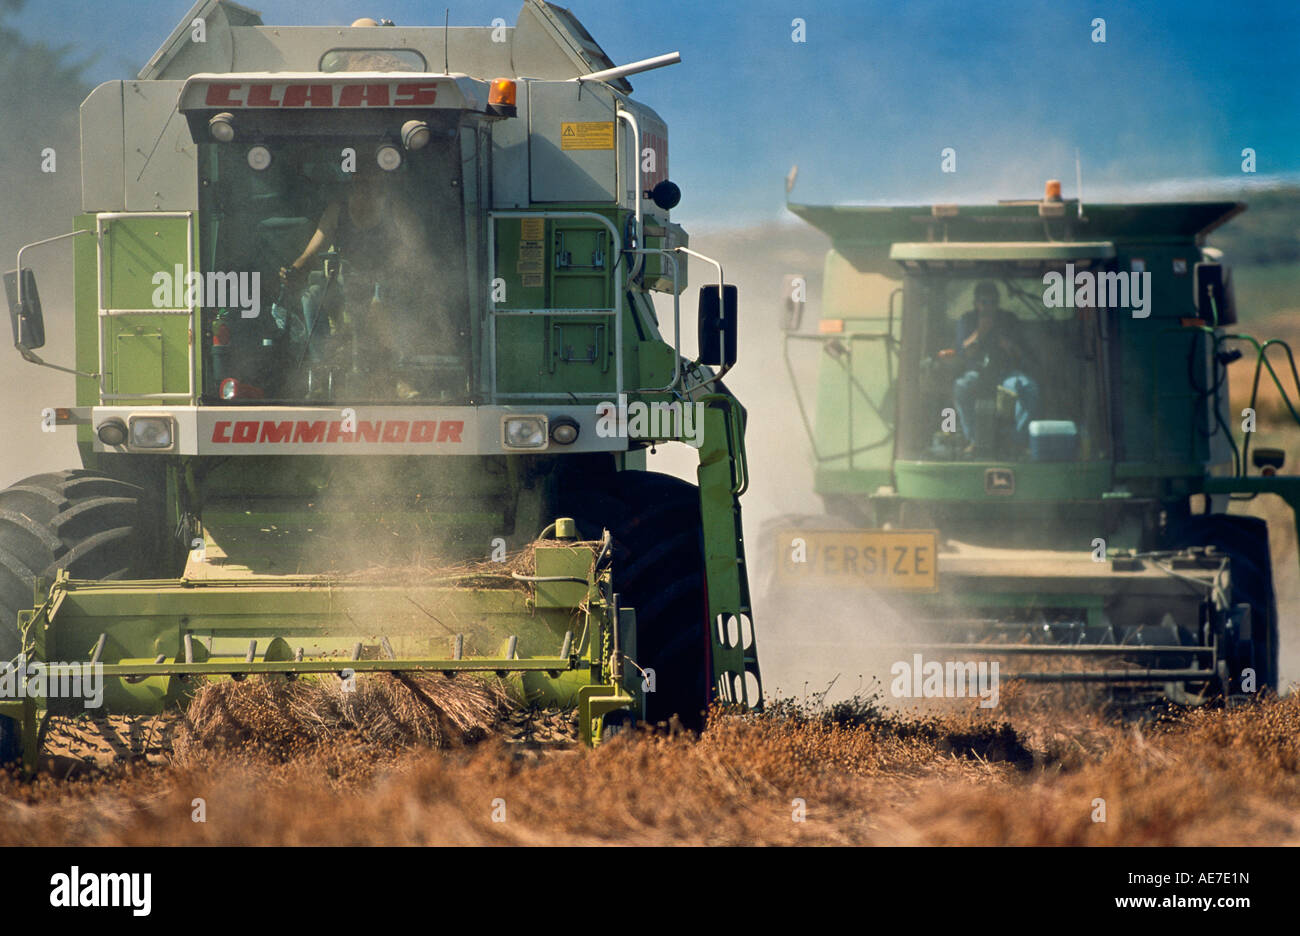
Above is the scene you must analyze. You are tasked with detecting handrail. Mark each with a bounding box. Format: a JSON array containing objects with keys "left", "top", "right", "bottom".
[
  {"left": 1216, "top": 331, "right": 1300, "bottom": 476},
  {"left": 624, "top": 246, "right": 681, "bottom": 392},
  {"left": 1152, "top": 324, "right": 1300, "bottom": 480},
  {"left": 614, "top": 108, "right": 644, "bottom": 282}
]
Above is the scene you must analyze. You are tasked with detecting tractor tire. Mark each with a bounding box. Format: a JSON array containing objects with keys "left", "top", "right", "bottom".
[
  {"left": 559, "top": 470, "right": 713, "bottom": 731},
  {"left": 0, "top": 469, "right": 162, "bottom": 662},
  {"left": 0, "top": 715, "right": 17, "bottom": 767},
  {"left": 1175, "top": 514, "right": 1279, "bottom": 693}
]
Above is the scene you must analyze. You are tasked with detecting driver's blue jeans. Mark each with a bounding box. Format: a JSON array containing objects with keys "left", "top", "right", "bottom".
[{"left": 953, "top": 371, "right": 1039, "bottom": 445}]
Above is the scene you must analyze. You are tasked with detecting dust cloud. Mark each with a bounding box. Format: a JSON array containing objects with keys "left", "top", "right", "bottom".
[
  {"left": 647, "top": 218, "right": 918, "bottom": 700},
  {"left": 0, "top": 113, "right": 83, "bottom": 484}
]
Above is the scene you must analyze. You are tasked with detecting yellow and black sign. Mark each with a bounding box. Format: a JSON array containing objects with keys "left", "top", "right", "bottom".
[
  {"left": 520, "top": 217, "right": 545, "bottom": 241},
  {"left": 775, "top": 529, "right": 939, "bottom": 592},
  {"left": 561, "top": 121, "right": 615, "bottom": 150}
]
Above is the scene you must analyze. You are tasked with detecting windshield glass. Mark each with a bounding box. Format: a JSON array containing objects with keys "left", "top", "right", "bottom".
[
  {"left": 198, "top": 128, "right": 470, "bottom": 404},
  {"left": 897, "top": 270, "right": 1109, "bottom": 462}
]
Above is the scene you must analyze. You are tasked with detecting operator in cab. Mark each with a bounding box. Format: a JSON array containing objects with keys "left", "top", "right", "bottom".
[
  {"left": 937, "top": 280, "right": 1040, "bottom": 455},
  {"left": 279, "top": 156, "right": 432, "bottom": 399}
]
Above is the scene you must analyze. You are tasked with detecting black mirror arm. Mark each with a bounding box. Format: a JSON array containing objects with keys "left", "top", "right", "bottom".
[{"left": 15, "top": 343, "right": 99, "bottom": 379}]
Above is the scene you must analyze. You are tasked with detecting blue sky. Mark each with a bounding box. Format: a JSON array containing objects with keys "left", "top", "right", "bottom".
[{"left": 15, "top": 0, "right": 1300, "bottom": 226}]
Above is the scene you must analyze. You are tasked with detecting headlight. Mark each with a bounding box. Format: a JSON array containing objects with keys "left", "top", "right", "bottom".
[
  {"left": 502, "top": 416, "right": 547, "bottom": 449},
  {"left": 401, "top": 120, "right": 430, "bottom": 151},
  {"left": 208, "top": 112, "right": 235, "bottom": 143},
  {"left": 129, "top": 416, "right": 174, "bottom": 449},
  {"left": 550, "top": 416, "right": 579, "bottom": 445},
  {"left": 376, "top": 145, "right": 402, "bottom": 171},
  {"left": 247, "top": 145, "right": 272, "bottom": 171},
  {"left": 96, "top": 418, "right": 128, "bottom": 446}
]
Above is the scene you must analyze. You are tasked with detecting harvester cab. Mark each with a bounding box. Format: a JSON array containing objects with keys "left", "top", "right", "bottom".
[
  {"left": 770, "top": 180, "right": 1297, "bottom": 704},
  {"left": 0, "top": 0, "right": 760, "bottom": 770}
]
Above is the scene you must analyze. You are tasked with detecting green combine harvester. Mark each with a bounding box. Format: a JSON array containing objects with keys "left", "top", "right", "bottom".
[
  {"left": 768, "top": 179, "right": 1299, "bottom": 703},
  {"left": 0, "top": 0, "right": 761, "bottom": 770}
]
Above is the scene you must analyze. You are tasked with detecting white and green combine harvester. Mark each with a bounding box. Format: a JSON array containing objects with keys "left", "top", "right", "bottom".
[{"left": 0, "top": 0, "right": 761, "bottom": 769}]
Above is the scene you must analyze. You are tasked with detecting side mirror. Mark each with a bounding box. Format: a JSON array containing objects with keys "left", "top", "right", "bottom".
[
  {"left": 4, "top": 268, "right": 45, "bottom": 350},
  {"left": 698, "top": 284, "right": 738, "bottom": 368},
  {"left": 1194, "top": 262, "right": 1236, "bottom": 326}
]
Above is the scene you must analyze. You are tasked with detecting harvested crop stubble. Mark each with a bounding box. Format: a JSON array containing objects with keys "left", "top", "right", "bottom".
[
  {"left": 3, "top": 693, "right": 1298, "bottom": 845},
  {"left": 891, "top": 693, "right": 1300, "bottom": 845},
  {"left": 174, "top": 673, "right": 514, "bottom": 761}
]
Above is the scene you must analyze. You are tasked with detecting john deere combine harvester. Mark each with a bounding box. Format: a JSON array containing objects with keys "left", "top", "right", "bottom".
[
  {"left": 769, "top": 180, "right": 1299, "bottom": 702},
  {"left": 0, "top": 0, "right": 760, "bottom": 770}
]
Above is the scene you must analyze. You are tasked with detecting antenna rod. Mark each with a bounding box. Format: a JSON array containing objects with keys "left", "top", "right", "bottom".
[
  {"left": 443, "top": 9, "right": 450, "bottom": 74},
  {"left": 576, "top": 51, "right": 681, "bottom": 84}
]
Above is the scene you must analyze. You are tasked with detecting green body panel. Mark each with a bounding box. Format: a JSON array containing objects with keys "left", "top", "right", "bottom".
[
  {"left": 99, "top": 215, "right": 195, "bottom": 401},
  {"left": 73, "top": 214, "right": 100, "bottom": 413},
  {"left": 694, "top": 396, "right": 760, "bottom": 702},
  {"left": 894, "top": 459, "right": 1113, "bottom": 501},
  {"left": 790, "top": 248, "right": 899, "bottom": 487},
  {"left": 492, "top": 208, "right": 651, "bottom": 397}
]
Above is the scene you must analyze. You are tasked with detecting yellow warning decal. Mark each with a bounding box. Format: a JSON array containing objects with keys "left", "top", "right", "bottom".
[
  {"left": 561, "top": 121, "right": 614, "bottom": 150},
  {"left": 520, "top": 217, "right": 545, "bottom": 241}
]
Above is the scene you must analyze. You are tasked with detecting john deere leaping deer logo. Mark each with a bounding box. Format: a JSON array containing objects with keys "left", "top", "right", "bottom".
[{"left": 985, "top": 468, "right": 1015, "bottom": 495}]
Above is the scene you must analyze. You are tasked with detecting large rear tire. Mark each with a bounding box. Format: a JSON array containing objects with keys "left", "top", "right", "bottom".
[
  {"left": 1174, "top": 514, "right": 1279, "bottom": 693},
  {"left": 559, "top": 470, "right": 713, "bottom": 731},
  {"left": 0, "top": 469, "right": 163, "bottom": 661}
]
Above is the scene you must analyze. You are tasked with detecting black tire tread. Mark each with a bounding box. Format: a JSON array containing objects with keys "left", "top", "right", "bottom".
[
  {"left": 559, "top": 469, "right": 712, "bottom": 729},
  {"left": 0, "top": 470, "right": 156, "bottom": 663}
]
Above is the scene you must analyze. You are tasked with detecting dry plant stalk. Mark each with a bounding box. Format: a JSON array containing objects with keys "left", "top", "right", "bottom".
[{"left": 173, "top": 672, "right": 514, "bottom": 761}]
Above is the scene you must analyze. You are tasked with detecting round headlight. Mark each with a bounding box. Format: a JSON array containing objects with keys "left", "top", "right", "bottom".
[
  {"left": 376, "top": 144, "right": 403, "bottom": 171},
  {"left": 208, "top": 112, "right": 235, "bottom": 143},
  {"left": 401, "top": 120, "right": 431, "bottom": 151},
  {"left": 247, "top": 145, "right": 272, "bottom": 171},
  {"left": 97, "top": 418, "right": 128, "bottom": 447},
  {"left": 550, "top": 417, "right": 579, "bottom": 445}
]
